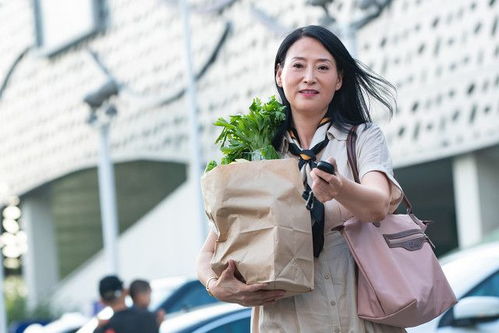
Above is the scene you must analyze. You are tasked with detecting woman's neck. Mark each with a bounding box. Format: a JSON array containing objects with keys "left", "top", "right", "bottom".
[{"left": 292, "top": 111, "right": 326, "bottom": 149}]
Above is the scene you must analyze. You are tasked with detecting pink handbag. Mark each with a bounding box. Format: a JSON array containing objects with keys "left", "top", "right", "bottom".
[{"left": 341, "top": 125, "right": 457, "bottom": 328}]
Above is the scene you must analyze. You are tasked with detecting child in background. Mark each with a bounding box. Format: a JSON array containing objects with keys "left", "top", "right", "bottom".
[
  {"left": 129, "top": 279, "right": 166, "bottom": 326},
  {"left": 95, "top": 275, "right": 158, "bottom": 333}
]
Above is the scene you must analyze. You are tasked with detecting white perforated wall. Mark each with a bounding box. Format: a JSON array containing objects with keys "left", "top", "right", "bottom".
[
  {"left": 1, "top": 0, "right": 498, "bottom": 202},
  {"left": 357, "top": 0, "right": 499, "bottom": 167}
]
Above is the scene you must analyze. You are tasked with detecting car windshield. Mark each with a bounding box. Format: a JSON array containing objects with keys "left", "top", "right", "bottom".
[
  {"left": 149, "top": 277, "right": 189, "bottom": 310},
  {"left": 439, "top": 242, "right": 499, "bottom": 296}
]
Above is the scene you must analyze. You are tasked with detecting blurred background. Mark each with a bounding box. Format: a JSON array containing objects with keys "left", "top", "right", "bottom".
[{"left": 0, "top": 0, "right": 498, "bottom": 331}]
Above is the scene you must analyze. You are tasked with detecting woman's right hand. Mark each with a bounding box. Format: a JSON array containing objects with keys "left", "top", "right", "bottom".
[{"left": 210, "top": 260, "right": 286, "bottom": 306}]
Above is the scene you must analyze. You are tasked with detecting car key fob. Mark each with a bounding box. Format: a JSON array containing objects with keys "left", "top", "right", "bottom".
[{"left": 316, "top": 161, "right": 335, "bottom": 175}]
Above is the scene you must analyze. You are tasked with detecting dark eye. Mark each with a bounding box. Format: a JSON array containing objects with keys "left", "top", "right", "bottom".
[
  {"left": 318, "top": 65, "right": 329, "bottom": 71},
  {"left": 292, "top": 63, "right": 304, "bottom": 68}
]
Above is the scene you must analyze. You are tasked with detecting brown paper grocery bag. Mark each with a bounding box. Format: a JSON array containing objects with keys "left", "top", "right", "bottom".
[{"left": 201, "top": 158, "right": 314, "bottom": 295}]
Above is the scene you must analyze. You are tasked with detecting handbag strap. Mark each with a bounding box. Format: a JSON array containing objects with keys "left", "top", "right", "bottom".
[{"left": 346, "top": 125, "right": 414, "bottom": 214}]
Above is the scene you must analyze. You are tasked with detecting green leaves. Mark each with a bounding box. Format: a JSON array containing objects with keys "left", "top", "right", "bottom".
[
  {"left": 205, "top": 96, "right": 286, "bottom": 172},
  {"left": 204, "top": 160, "right": 218, "bottom": 173}
]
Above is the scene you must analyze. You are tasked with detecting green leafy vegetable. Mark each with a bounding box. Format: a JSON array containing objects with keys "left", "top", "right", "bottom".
[
  {"left": 204, "top": 160, "right": 218, "bottom": 173},
  {"left": 205, "top": 96, "right": 286, "bottom": 172}
]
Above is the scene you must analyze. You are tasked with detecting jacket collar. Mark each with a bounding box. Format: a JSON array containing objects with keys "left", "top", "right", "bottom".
[
  {"left": 281, "top": 123, "right": 350, "bottom": 154},
  {"left": 327, "top": 125, "right": 349, "bottom": 141}
]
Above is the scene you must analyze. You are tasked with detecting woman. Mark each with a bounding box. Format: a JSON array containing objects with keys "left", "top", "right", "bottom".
[{"left": 197, "top": 25, "right": 405, "bottom": 332}]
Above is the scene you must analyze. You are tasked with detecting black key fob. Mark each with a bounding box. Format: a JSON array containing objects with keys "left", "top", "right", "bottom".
[{"left": 316, "top": 161, "right": 335, "bottom": 175}]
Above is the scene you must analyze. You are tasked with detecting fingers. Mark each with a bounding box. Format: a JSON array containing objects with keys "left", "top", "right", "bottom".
[
  {"left": 239, "top": 289, "right": 286, "bottom": 306},
  {"left": 257, "top": 290, "right": 286, "bottom": 305},
  {"left": 244, "top": 284, "right": 285, "bottom": 302},
  {"left": 261, "top": 294, "right": 281, "bottom": 305},
  {"left": 310, "top": 172, "right": 332, "bottom": 199},
  {"left": 216, "top": 261, "right": 288, "bottom": 306},
  {"left": 214, "top": 276, "right": 286, "bottom": 306},
  {"left": 246, "top": 283, "right": 269, "bottom": 292},
  {"left": 310, "top": 169, "right": 330, "bottom": 184},
  {"left": 311, "top": 168, "right": 335, "bottom": 183},
  {"left": 219, "top": 259, "right": 236, "bottom": 280},
  {"left": 326, "top": 157, "right": 338, "bottom": 170},
  {"left": 239, "top": 282, "right": 285, "bottom": 306},
  {"left": 227, "top": 259, "right": 236, "bottom": 272},
  {"left": 311, "top": 168, "right": 343, "bottom": 202},
  {"left": 314, "top": 157, "right": 339, "bottom": 181}
]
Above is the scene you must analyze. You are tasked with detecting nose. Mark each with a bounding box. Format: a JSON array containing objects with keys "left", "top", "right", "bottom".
[{"left": 303, "top": 67, "right": 316, "bottom": 84}]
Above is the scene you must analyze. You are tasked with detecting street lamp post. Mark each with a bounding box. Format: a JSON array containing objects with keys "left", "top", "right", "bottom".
[
  {"left": 178, "top": 0, "right": 207, "bottom": 246},
  {"left": 85, "top": 81, "right": 121, "bottom": 274},
  {"left": 0, "top": 261, "right": 6, "bottom": 333},
  {"left": 0, "top": 184, "right": 6, "bottom": 333}
]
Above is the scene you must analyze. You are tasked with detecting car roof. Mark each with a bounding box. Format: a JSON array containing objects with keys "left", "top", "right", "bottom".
[
  {"left": 149, "top": 276, "right": 195, "bottom": 310},
  {"left": 439, "top": 241, "right": 499, "bottom": 264},
  {"left": 150, "top": 276, "right": 191, "bottom": 290},
  {"left": 440, "top": 241, "right": 499, "bottom": 297},
  {"left": 160, "top": 303, "right": 250, "bottom": 333},
  {"left": 191, "top": 309, "right": 250, "bottom": 333},
  {"left": 24, "top": 313, "right": 89, "bottom": 333}
]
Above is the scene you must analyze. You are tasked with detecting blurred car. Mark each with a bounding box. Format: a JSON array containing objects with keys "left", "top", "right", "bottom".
[
  {"left": 150, "top": 276, "right": 219, "bottom": 314},
  {"left": 25, "top": 240, "right": 499, "bottom": 333},
  {"left": 160, "top": 244, "right": 499, "bottom": 333},
  {"left": 159, "top": 303, "right": 251, "bottom": 333},
  {"left": 408, "top": 241, "right": 499, "bottom": 333},
  {"left": 27, "top": 276, "right": 218, "bottom": 333},
  {"left": 8, "top": 320, "right": 51, "bottom": 333},
  {"left": 162, "top": 242, "right": 499, "bottom": 333},
  {"left": 22, "top": 313, "right": 88, "bottom": 333}
]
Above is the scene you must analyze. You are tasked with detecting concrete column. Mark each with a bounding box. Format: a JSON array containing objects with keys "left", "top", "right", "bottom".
[
  {"left": 452, "top": 153, "right": 482, "bottom": 248},
  {"left": 452, "top": 148, "right": 499, "bottom": 248},
  {"left": 22, "top": 188, "right": 59, "bottom": 309},
  {"left": 476, "top": 148, "right": 499, "bottom": 237}
]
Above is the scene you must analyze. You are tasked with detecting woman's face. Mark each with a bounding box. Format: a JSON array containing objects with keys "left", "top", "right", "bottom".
[{"left": 276, "top": 37, "right": 342, "bottom": 119}]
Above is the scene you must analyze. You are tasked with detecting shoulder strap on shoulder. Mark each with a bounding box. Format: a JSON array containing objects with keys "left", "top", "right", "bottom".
[
  {"left": 347, "top": 124, "right": 416, "bottom": 214},
  {"left": 346, "top": 125, "right": 360, "bottom": 184}
]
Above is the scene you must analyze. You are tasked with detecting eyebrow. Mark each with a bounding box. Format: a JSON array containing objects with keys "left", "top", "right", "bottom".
[{"left": 290, "top": 56, "right": 334, "bottom": 63}]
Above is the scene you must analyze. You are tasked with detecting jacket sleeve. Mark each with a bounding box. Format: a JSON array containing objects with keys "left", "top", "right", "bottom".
[{"left": 356, "top": 123, "right": 403, "bottom": 212}]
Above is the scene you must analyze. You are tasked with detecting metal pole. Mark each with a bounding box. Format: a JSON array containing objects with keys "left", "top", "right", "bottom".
[
  {"left": 0, "top": 187, "right": 7, "bottom": 332},
  {"left": 97, "top": 121, "right": 120, "bottom": 274},
  {"left": 178, "top": 0, "right": 207, "bottom": 245},
  {"left": 0, "top": 264, "right": 7, "bottom": 333}
]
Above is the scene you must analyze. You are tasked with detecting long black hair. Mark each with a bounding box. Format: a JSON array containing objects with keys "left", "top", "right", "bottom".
[{"left": 272, "top": 25, "right": 396, "bottom": 150}]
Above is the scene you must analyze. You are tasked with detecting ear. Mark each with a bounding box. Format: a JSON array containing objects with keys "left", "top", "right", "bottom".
[
  {"left": 335, "top": 71, "right": 343, "bottom": 91},
  {"left": 275, "top": 63, "right": 283, "bottom": 87}
]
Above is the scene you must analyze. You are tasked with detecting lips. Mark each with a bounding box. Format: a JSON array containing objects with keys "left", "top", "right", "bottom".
[
  {"left": 299, "top": 89, "right": 319, "bottom": 94},
  {"left": 299, "top": 89, "right": 319, "bottom": 97}
]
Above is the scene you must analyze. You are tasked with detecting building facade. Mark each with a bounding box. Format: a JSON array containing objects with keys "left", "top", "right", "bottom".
[{"left": 0, "top": 0, "right": 498, "bottom": 314}]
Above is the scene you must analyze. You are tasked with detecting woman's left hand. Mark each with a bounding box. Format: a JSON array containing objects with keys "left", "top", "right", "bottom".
[{"left": 310, "top": 157, "right": 343, "bottom": 203}]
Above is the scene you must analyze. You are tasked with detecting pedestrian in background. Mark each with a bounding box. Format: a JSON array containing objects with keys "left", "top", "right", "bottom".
[
  {"left": 129, "top": 279, "right": 166, "bottom": 327},
  {"left": 94, "top": 275, "right": 159, "bottom": 333},
  {"left": 197, "top": 25, "right": 406, "bottom": 332}
]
